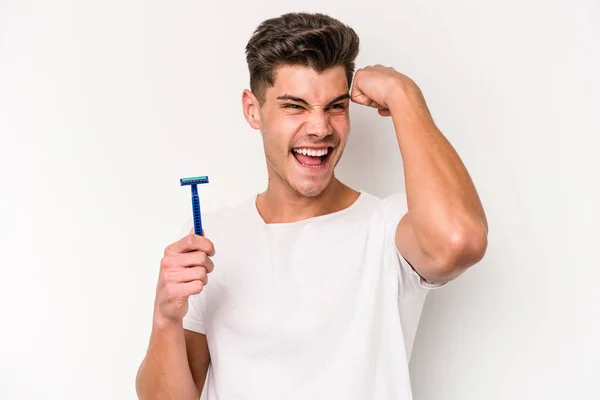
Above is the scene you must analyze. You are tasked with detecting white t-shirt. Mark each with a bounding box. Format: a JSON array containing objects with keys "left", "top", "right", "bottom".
[{"left": 182, "top": 190, "right": 442, "bottom": 400}]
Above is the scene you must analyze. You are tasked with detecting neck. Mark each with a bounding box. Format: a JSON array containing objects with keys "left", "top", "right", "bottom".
[{"left": 256, "top": 177, "right": 359, "bottom": 224}]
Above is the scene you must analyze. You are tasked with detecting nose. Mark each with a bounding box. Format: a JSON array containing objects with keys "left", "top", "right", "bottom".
[{"left": 305, "top": 109, "right": 332, "bottom": 139}]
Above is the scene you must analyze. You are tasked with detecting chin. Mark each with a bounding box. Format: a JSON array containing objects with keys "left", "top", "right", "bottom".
[{"left": 289, "top": 177, "right": 332, "bottom": 198}]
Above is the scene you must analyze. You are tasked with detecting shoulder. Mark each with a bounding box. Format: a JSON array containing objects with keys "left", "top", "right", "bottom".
[{"left": 354, "top": 190, "right": 408, "bottom": 220}]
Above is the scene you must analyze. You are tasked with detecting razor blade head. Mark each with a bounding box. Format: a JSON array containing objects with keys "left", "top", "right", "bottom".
[{"left": 180, "top": 175, "right": 209, "bottom": 186}]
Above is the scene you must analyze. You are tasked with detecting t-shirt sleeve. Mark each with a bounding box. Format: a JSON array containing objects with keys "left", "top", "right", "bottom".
[
  {"left": 175, "top": 219, "right": 207, "bottom": 334},
  {"left": 183, "top": 292, "right": 206, "bottom": 334},
  {"left": 382, "top": 192, "right": 446, "bottom": 294}
]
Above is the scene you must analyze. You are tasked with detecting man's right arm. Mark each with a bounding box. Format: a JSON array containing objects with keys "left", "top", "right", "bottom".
[
  {"left": 136, "top": 321, "right": 209, "bottom": 399},
  {"left": 136, "top": 232, "right": 215, "bottom": 399}
]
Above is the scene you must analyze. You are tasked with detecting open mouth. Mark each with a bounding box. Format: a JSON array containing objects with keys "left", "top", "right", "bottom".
[{"left": 291, "top": 147, "right": 333, "bottom": 169}]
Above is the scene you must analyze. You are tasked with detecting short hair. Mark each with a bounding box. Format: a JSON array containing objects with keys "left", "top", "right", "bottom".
[{"left": 245, "top": 12, "right": 360, "bottom": 104}]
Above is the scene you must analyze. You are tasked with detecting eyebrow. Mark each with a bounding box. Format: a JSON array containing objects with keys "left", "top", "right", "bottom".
[{"left": 276, "top": 93, "right": 350, "bottom": 107}]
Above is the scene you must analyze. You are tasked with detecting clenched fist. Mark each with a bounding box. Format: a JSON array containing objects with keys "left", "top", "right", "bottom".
[
  {"left": 351, "top": 64, "right": 430, "bottom": 118},
  {"left": 153, "top": 231, "right": 215, "bottom": 326}
]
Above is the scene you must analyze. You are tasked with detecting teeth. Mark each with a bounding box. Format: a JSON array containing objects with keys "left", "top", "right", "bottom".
[{"left": 293, "top": 148, "right": 329, "bottom": 157}]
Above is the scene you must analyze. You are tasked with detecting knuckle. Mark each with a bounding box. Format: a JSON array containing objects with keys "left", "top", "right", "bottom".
[
  {"left": 160, "top": 256, "right": 176, "bottom": 270},
  {"left": 206, "top": 259, "right": 215, "bottom": 273},
  {"left": 198, "top": 267, "right": 207, "bottom": 279},
  {"left": 186, "top": 234, "right": 196, "bottom": 247},
  {"left": 199, "top": 252, "right": 209, "bottom": 264},
  {"left": 160, "top": 256, "right": 168, "bottom": 269},
  {"left": 189, "top": 268, "right": 202, "bottom": 282},
  {"left": 199, "top": 237, "right": 215, "bottom": 256},
  {"left": 162, "top": 269, "right": 176, "bottom": 282},
  {"left": 206, "top": 239, "right": 216, "bottom": 256},
  {"left": 191, "top": 281, "right": 204, "bottom": 294}
]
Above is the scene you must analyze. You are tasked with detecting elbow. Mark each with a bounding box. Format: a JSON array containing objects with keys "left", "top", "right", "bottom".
[{"left": 432, "top": 222, "right": 488, "bottom": 281}]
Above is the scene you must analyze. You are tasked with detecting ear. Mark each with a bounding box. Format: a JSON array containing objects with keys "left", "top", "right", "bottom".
[{"left": 242, "top": 89, "right": 261, "bottom": 130}]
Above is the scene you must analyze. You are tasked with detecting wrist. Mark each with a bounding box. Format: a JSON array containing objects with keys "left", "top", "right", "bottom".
[
  {"left": 388, "top": 83, "right": 434, "bottom": 128},
  {"left": 152, "top": 312, "right": 182, "bottom": 331},
  {"left": 387, "top": 78, "right": 416, "bottom": 109}
]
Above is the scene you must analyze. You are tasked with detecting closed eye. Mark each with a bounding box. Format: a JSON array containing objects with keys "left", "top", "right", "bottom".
[
  {"left": 283, "top": 104, "right": 305, "bottom": 110},
  {"left": 282, "top": 103, "right": 346, "bottom": 111}
]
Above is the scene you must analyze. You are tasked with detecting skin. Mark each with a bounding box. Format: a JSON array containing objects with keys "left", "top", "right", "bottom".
[
  {"left": 243, "top": 65, "right": 360, "bottom": 223},
  {"left": 136, "top": 62, "right": 488, "bottom": 399},
  {"left": 349, "top": 64, "right": 488, "bottom": 282}
]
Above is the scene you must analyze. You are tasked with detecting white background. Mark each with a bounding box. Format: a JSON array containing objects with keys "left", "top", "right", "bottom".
[{"left": 1, "top": 1, "right": 599, "bottom": 399}]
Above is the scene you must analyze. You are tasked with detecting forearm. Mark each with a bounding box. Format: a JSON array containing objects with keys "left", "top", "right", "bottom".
[
  {"left": 389, "top": 86, "right": 488, "bottom": 266},
  {"left": 136, "top": 320, "right": 199, "bottom": 400}
]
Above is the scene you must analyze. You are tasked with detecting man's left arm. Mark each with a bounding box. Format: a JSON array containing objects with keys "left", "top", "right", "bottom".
[{"left": 352, "top": 65, "right": 489, "bottom": 285}]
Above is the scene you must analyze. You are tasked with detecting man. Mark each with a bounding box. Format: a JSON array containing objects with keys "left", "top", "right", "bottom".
[{"left": 136, "top": 12, "right": 488, "bottom": 400}]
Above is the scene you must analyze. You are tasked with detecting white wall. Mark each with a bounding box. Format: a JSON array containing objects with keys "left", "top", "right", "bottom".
[{"left": 1, "top": 1, "right": 598, "bottom": 399}]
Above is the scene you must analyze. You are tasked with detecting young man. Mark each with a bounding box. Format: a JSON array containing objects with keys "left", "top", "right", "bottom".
[{"left": 136, "top": 12, "right": 488, "bottom": 400}]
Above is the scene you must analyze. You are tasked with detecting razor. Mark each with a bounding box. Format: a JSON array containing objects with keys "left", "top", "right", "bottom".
[{"left": 180, "top": 175, "right": 209, "bottom": 236}]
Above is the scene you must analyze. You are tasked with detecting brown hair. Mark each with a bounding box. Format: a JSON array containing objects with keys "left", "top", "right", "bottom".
[{"left": 245, "top": 12, "right": 360, "bottom": 104}]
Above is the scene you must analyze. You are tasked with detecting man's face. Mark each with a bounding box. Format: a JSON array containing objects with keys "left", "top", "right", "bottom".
[{"left": 251, "top": 64, "right": 351, "bottom": 198}]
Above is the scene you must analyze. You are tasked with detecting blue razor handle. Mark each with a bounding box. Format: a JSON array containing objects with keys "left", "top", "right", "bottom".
[{"left": 180, "top": 176, "right": 209, "bottom": 236}]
